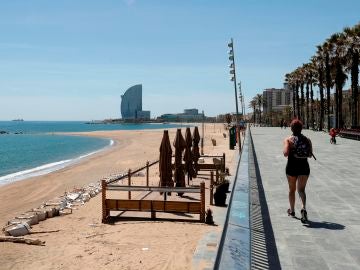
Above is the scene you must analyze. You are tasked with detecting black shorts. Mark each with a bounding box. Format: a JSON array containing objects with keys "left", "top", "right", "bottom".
[{"left": 286, "top": 158, "right": 310, "bottom": 176}]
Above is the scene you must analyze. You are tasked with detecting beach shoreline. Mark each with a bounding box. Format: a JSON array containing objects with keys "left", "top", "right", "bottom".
[
  {"left": 0, "top": 129, "right": 164, "bottom": 226},
  {"left": 0, "top": 124, "right": 235, "bottom": 270},
  {"left": 0, "top": 136, "right": 114, "bottom": 187}
]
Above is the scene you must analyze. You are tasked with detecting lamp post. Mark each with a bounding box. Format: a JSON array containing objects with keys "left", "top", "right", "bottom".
[
  {"left": 238, "top": 81, "right": 245, "bottom": 117},
  {"left": 228, "top": 38, "right": 241, "bottom": 152},
  {"left": 201, "top": 110, "right": 204, "bottom": 155}
]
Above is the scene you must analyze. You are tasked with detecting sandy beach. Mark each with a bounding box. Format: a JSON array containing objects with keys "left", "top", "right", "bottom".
[{"left": 0, "top": 124, "right": 237, "bottom": 270}]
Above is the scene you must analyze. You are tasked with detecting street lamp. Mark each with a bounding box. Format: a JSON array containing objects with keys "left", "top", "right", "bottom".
[
  {"left": 238, "top": 81, "right": 245, "bottom": 117},
  {"left": 228, "top": 38, "right": 241, "bottom": 152}
]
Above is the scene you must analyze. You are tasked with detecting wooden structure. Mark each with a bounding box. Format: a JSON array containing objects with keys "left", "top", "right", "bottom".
[
  {"left": 197, "top": 153, "right": 226, "bottom": 173},
  {"left": 339, "top": 128, "right": 360, "bottom": 140},
  {"left": 101, "top": 181, "right": 205, "bottom": 223}
]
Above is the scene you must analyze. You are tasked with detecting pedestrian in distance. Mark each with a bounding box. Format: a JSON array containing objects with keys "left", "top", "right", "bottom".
[
  {"left": 329, "top": 128, "right": 337, "bottom": 144},
  {"left": 283, "top": 119, "right": 313, "bottom": 223}
]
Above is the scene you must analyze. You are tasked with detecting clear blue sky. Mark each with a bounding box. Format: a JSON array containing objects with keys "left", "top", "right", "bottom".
[{"left": 0, "top": 0, "right": 359, "bottom": 120}]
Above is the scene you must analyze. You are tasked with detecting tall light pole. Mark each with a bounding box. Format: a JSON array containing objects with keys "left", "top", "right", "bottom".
[
  {"left": 201, "top": 110, "right": 204, "bottom": 155},
  {"left": 238, "top": 81, "right": 245, "bottom": 117},
  {"left": 228, "top": 38, "right": 241, "bottom": 152}
]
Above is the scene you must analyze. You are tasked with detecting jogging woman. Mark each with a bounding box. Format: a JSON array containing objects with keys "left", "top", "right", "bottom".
[{"left": 283, "top": 119, "right": 313, "bottom": 223}]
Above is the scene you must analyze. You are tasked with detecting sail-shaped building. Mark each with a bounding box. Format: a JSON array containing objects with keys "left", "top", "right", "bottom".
[{"left": 120, "top": 84, "right": 150, "bottom": 120}]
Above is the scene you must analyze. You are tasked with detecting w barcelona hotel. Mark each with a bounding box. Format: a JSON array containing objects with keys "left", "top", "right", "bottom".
[{"left": 120, "top": 84, "right": 150, "bottom": 120}]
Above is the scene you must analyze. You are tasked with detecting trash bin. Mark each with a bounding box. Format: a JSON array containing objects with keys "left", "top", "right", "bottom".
[{"left": 229, "top": 126, "right": 236, "bottom": 149}]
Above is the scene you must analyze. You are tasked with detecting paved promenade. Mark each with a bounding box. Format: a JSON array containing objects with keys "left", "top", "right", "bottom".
[{"left": 251, "top": 127, "right": 360, "bottom": 270}]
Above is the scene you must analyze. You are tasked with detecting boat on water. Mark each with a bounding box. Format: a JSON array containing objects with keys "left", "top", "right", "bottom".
[{"left": 12, "top": 119, "right": 24, "bottom": 122}]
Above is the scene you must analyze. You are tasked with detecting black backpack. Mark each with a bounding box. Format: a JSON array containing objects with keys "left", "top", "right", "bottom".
[{"left": 292, "top": 135, "right": 311, "bottom": 158}]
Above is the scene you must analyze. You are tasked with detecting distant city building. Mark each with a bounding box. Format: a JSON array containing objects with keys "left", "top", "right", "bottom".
[
  {"left": 158, "top": 109, "right": 204, "bottom": 122},
  {"left": 136, "top": 110, "right": 151, "bottom": 120},
  {"left": 184, "top": 109, "right": 198, "bottom": 115},
  {"left": 120, "top": 84, "right": 150, "bottom": 120},
  {"left": 263, "top": 85, "right": 293, "bottom": 114}
]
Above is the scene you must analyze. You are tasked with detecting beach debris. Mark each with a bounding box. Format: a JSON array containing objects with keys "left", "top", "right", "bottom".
[
  {"left": 3, "top": 178, "right": 109, "bottom": 236},
  {"left": 30, "top": 229, "right": 60, "bottom": 234},
  {"left": 31, "top": 209, "right": 47, "bottom": 221},
  {"left": 0, "top": 236, "right": 45, "bottom": 246},
  {"left": 3, "top": 223, "right": 31, "bottom": 237},
  {"left": 15, "top": 213, "right": 39, "bottom": 226},
  {"left": 7, "top": 218, "right": 32, "bottom": 227},
  {"left": 66, "top": 192, "right": 80, "bottom": 201}
]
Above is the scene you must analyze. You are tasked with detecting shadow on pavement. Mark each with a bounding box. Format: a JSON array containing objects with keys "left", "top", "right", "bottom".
[{"left": 304, "top": 221, "right": 345, "bottom": 230}]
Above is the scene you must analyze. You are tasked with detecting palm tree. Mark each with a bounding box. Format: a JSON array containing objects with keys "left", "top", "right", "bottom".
[
  {"left": 323, "top": 41, "right": 334, "bottom": 130},
  {"left": 298, "top": 68, "right": 305, "bottom": 121},
  {"left": 255, "top": 94, "right": 263, "bottom": 124},
  {"left": 312, "top": 51, "right": 325, "bottom": 131},
  {"left": 303, "top": 63, "right": 312, "bottom": 129},
  {"left": 329, "top": 33, "right": 348, "bottom": 129},
  {"left": 292, "top": 68, "right": 302, "bottom": 118},
  {"left": 285, "top": 72, "right": 297, "bottom": 118},
  {"left": 249, "top": 99, "right": 257, "bottom": 123},
  {"left": 343, "top": 24, "right": 360, "bottom": 127}
]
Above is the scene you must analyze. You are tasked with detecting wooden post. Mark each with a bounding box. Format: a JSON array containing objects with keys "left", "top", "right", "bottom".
[
  {"left": 151, "top": 201, "right": 156, "bottom": 219},
  {"left": 216, "top": 170, "right": 219, "bottom": 185},
  {"left": 146, "top": 161, "right": 149, "bottom": 187},
  {"left": 222, "top": 153, "right": 226, "bottom": 173},
  {"left": 210, "top": 172, "right": 214, "bottom": 205},
  {"left": 101, "top": 179, "right": 107, "bottom": 223},
  {"left": 200, "top": 182, "right": 205, "bottom": 223},
  {"left": 128, "top": 169, "right": 131, "bottom": 199}
]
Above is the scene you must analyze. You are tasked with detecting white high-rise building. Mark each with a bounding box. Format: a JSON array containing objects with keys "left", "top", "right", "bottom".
[{"left": 263, "top": 85, "right": 293, "bottom": 114}]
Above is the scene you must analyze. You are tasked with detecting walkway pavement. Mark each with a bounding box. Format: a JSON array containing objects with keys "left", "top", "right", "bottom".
[{"left": 251, "top": 127, "right": 360, "bottom": 270}]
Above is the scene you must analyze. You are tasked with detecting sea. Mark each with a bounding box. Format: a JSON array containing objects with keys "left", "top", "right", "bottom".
[{"left": 0, "top": 121, "right": 183, "bottom": 186}]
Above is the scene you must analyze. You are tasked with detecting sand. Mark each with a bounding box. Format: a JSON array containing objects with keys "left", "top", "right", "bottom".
[{"left": 0, "top": 124, "right": 237, "bottom": 270}]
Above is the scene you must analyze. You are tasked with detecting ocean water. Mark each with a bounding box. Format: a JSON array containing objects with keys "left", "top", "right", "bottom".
[{"left": 0, "top": 121, "right": 184, "bottom": 186}]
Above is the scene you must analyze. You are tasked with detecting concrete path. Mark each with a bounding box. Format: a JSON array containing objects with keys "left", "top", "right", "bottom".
[{"left": 251, "top": 127, "right": 360, "bottom": 270}]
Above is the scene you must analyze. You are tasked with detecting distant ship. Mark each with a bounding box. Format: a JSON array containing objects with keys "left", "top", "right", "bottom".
[{"left": 12, "top": 119, "right": 24, "bottom": 122}]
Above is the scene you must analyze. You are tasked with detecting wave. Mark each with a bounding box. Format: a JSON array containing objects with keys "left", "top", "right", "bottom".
[{"left": 0, "top": 139, "right": 114, "bottom": 186}]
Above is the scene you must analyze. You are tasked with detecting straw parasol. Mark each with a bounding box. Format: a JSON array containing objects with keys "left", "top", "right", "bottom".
[
  {"left": 192, "top": 126, "right": 201, "bottom": 177},
  {"left": 183, "top": 127, "right": 195, "bottom": 184},
  {"left": 173, "top": 129, "right": 186, "bottom": 195},
  {"left": 159, "top": 130, "right": 173, "bottom": 190}
]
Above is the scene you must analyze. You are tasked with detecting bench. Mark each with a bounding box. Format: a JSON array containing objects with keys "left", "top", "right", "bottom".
[
  {"left": 101, "top": 181, "right": 205, "bottom": 223},
  {"left": 339, "top": 129, "right": 360, "bottom": 140}
]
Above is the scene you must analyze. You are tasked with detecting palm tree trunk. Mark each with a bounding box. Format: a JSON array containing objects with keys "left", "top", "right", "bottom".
[
  {"left": 296, "top": 83, "right": 300, "bottom": 118},
  {"left": 292, "top": 85, "right": 296, "bottom": 118},
  {"left": 300, "top": 83, "right": 305, "bottom": 120},
  {"left": 306, "top": 82, "right": 310, "bottom": 128},
  {"left": 325, "top": 52, "right": 331, "bottom": 130},
  {"left": 335, "top": 59, "right": 345, "bottom": 129},
  {"left": 310, "top": 82, "right": 315, "bottom": 129},
  {"left": 319, "top": 84, "right": 324, "bottom": 131},
  {"left": 351, "top": 50, "right": 359, "bottom": 127},
  {"left": 318, "top": 67, "right": 324, "bottom": 131}
]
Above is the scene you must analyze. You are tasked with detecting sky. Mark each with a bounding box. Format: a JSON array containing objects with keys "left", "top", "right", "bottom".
[{"left": 0, "top": 0, "right": 359, "bottom": 121}]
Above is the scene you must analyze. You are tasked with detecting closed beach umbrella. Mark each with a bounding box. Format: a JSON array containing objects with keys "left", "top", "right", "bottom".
[
  {"left": 173, "top": 129, "right": 186, "bottom": 192},
  {"left": 192, "top": 126, "right": 201, "bottom": 176},
  {"left": 183, "top": 127, "right": 195, "bottom": 184},
  {"left": 159, "top": 130, "right": 173, "bottom": 188}
]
